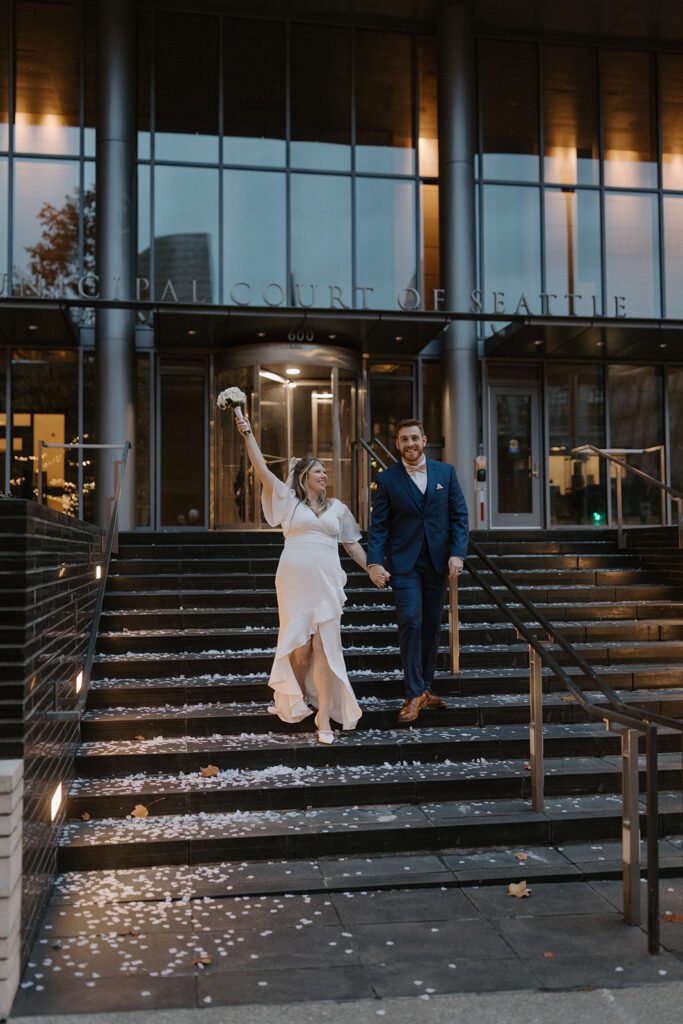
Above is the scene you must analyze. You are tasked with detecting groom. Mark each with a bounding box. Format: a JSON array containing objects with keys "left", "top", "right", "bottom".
[{"left": 367, "top": 419, "right": 469, "bottom": 724}]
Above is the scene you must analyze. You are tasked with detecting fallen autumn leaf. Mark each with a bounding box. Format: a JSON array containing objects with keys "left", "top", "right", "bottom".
[{"left": 508, "top": 880, "right": 531, "bottom": 898}]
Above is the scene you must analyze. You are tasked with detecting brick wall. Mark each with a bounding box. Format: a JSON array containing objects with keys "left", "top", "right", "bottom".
[{"left": 0, "top": 500, "right": 103, "bottom": 966}]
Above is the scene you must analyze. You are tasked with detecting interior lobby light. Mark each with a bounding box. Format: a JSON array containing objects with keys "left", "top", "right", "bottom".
[
  {"left": 257, "top": 331, "right": 266, "bottom": 338},
  {"left": 394, "top": 336, "right": 402, "bottom": 342},
  {"left": 534, "top": 339, "right": 543, "bottom": 346},
  {"left": 328, "top": 334, "right": 337, "bottom": 340},
  {"left": 28, "top": 324, "right": 38, "bottom": 331},
  {"left": 285, "top": 367, "right": 301, "bottom": 376},
  {"left": 75, "top": 671, "right": 83, "bottom": 693},
  {"left": 50, "top": 782, "right": 62, "bottom": 821},
  {"left": 259, "top": 370, "right": 287, "bottom": 384},
  {"left": 187, "top": 329, "right": 197, "bottom": 336},
  {"left": 95, "top": 565, "right": 102, "bottom": 580},
  {"left": 659, "top": 342, "right": 668, "bottom": 349},
  {"left": 314, "top": 392, "right": 334, "bottom": 400}
]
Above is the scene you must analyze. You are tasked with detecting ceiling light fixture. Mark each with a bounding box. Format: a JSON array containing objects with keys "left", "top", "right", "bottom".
[
  {"left": 257, "top": 331, "right": 266, "bottom": 338},
  {"left": 187, "top": 329, "right": 197, "bottom": 336},
  {"left": 259, "top": 370, "right": 288, "bottom": 384},
  {"left": 285, "top": 367, "right": 301, "bottom": 376}
]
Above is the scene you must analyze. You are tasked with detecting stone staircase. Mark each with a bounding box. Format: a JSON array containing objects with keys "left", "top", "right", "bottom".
[{"left": 58, "top": 529, "right": 683, "bottom": 879}]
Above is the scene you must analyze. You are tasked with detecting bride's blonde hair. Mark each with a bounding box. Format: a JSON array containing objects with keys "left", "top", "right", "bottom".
[{"left": 290, "top": 456, "right": 330, "bottom": 511}]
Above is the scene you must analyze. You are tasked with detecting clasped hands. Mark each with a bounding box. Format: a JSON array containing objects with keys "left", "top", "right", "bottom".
[{"left": 369, "top": 557, "right": 463, "bottom": 589}]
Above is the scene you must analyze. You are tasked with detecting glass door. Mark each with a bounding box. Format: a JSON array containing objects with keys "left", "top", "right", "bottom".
[
  {"left": 490, "top": 385, "right": 543, "bottom": 528},
  {"left": 214, "top": 357, "right": 357, "bottom": 528},
  {"left": 158, "top": 359, "right": 207, "bottom": 527}
]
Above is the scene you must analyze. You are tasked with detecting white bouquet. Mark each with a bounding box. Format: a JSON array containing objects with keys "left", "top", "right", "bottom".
[{"left": 217, "top": 386, "right": 247, "bottom": 411}]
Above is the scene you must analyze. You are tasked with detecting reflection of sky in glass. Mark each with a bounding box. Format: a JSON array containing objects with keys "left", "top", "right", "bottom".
[
  {"left": 137, "top": 164, "right": 150, "bottom": 259},
  {"left": 291, "top": 174, "right": 352, "bottom": 304},
  {"left": 356, "top": 178, "right": 416, "bottom": 308},
  {"left": 605, "top": 193, "right": 660, "bottom": 317},
  {"left": 223, "top": 136, "right": 285, "bottom": 168},
  {"left": 663, "top": 197, "right": 683, "bottom": 318},
  {"left": 13, "top": 158, "right": 79, "bottom": 281},
  {"left": 224, "top": 170, "right": 286, "bottom": 298},
  {"left": 545, "top": 189, "right": 602, "bottom": 315},
  {"left": 483, "top": 185, "right": 541, "bottom": 309},
  {"left": 290, "top": 141, "right": 351, "bottom": 172},
  {"left": 154, "top": 165, "right": 219, "bottom": 302},
  {"left": 155, "top": 133, "right": 218, "bottom": 164},
  {"left": 0, "top": 159, "right": 7, "bottom": 284}
]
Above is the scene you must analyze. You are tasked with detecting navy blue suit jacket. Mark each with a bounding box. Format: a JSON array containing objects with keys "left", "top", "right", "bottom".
[{"left": 366, "top": 459, "right": 469, "bottom": 575}]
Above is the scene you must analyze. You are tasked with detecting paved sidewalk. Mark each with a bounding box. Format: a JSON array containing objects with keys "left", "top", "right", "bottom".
[
  {"left": 10, "top": 846, "right": 683, "bottom": 1018},
  {"left": 11, "top": 983, "right": 683, "bottom": 1024}
]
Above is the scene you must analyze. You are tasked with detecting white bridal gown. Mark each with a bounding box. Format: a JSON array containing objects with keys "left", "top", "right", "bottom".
[{"left": 262, "top": 477, "right": 363, "bottom": 730}]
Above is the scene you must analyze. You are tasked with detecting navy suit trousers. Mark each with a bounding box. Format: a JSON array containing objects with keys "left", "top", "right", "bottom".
[{"left": 391, "top": 545, "right": 448, "bottom": 699}]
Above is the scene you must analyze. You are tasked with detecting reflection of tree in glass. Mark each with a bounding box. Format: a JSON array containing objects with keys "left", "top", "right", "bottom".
[{"left": 24, "top": 187, "right": 95, "bottom": 291}]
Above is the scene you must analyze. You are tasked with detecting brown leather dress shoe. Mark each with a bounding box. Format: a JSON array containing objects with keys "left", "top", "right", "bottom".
[
  {"left": 397, "top": 691, "right": 429, "bottom": 724},
  {"left": 424, "top": 690, "right": 447, "bottom": 709}
]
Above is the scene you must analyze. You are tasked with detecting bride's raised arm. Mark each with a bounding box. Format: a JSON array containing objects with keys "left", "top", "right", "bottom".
[{"left": 234, "top": 413, "right": 280, "bottom": 500}]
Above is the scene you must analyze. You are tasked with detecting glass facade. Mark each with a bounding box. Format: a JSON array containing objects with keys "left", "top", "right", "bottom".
[{"left": 3, "top": 3, "right": 683, "bottom": 533}]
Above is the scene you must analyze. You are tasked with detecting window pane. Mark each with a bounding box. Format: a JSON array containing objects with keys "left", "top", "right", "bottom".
[
  {"left": 483, "top": 186, "right": 541, "bottom": 308},
  {"left": 668, "top": 367, "right": 683, "bottom": 494},
  {"left": 664, "top": 196, "right": 683, "bottom": 318},
  {"left": 605, "top": 193, "right": 660, "bottom": 317},
  {"left": 356, "top": 178, "right": 416, "bottom": 309},
  {"left": 0, "top": 0, "right": 8, "bottom": 150},
  {"left": 153, "top": 166, "right": 219, "bottom": 302},
  {"left": 0, "top": 158, "right": 7, "bottom": 287},
  {"left": 421, "top": 183, "right": 439, "bottom": 303},
  {"left": 543, "top": 46, "right": 599, "bottom": 186},
  {"left": 10, "top": 350, "right": 79, "bottom": 511},
  {"left": 291, "top": 25, "right": 351, "bottom": 171},
  {"left": 661, "top": 54, "right": 683, "bottom": 190},
  {"left": 223, "top": 19, "right": 285, "bottom": 167},
  {"left": 291, "top": 174, "right": 351, "bottom": 307},
  {"left": 137, "top": 11, "right": 151, "bottom": 160},
  {"left": 419, "top": 36, "right": 438, "bottom": 178},
  {"left": 154, "top": 14, "right": 219, "bottom": 163},
  {"left": 480, "top": 41, "right": 539, "bottom": 181},
  {"left": 84, "top": 4, "right": 95, "bottom": 157},
  {"left": 15, "top": 2, "right": 81, "bottom": 155},
  {"left": 136, "top": 354, "right": 150, "bottom": 527},
  {"left": 356, "top": 30, "right": 414, "bottom": 175},
  {"left": 545, "top": 189, "right": 602, "bottom": 316},
  {"left": 137, "top": 163, "right": 151, "bottom": 300},
  {"left": 547, "top": 363, "right": 606, "bottom": 526},
  {"left": 224, "top": 170, "right": 286, "bottom": 302},
  {"left": 13, "top": 159, "right": 80, "bottom": 292},
  {"left": 422, "top": 360, "right": 443, "bottom": 456},
  {"left": 608, "top": 365, "right": 663, "bottom": 525},
  {"left": 602, "top": 50, "right": 657, "bottom": 189},
  {"left": 82, "top": 161, "right": 95, "bottom": 281}
]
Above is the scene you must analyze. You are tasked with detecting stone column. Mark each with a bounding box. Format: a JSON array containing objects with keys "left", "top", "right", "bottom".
[
  {"left": 436, "top": 0, "right": 478, "bottom": 518},
  {"left": 95, "top": 0, "right": 136, "bottom": 530}
]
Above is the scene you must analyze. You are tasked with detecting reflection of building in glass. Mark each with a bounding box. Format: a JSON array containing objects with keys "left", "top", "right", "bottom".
[{"left": 138, "top": 233, "right": 213, "bottom": 302}]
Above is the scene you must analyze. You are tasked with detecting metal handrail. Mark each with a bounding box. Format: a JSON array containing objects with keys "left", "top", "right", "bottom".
[
  {"left": 573, "top": 444, "right": 683, "bottom": 548},
  {"left": 41, "top": 441, "right": 132, "bottom": 723},
  {"left": 467, "top": 539, "right": 683, "bottom": 954}
]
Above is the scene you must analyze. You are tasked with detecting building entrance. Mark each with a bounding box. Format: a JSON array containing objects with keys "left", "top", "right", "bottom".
[
  {"left": 490, "top": 385, "right": 543, "bottom": 528},
  {"left": 214, "top": 344, "right": 360, "bottom": 527}
]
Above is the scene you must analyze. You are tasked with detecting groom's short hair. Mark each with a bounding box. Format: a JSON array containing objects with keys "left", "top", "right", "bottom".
[{"left": 395, "top": 418, "right": 425, "bottom": 438}]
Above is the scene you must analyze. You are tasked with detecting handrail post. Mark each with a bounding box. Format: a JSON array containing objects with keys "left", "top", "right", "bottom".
[
  {"left": 528, "top": 643, "right": 545, "bottom": 813},
  {"left": 646, "top": 725, "right": 660, "bottom": 955},
  {"left": 620, "top": 726, "right": 641, "bottom": 926},
  {"left": 37, "top": 442, "right": 44, "bottom": 505},
  {"left": 616, "top": 459, "right": 625, "bottom": 549},
  {"left": 659, "top": 446, "right": 666, "bottom": 527},
  {"left": 449, "top": 577, "right": 460, "bottom": 674}
]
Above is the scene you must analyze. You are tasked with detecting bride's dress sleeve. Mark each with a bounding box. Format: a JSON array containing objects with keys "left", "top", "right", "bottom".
[
  {"left": 261, "top": 476, "right": 295, "bottom": 527},
  {"left": 339, "top": 503, "right": 362, "bottom": 543}
]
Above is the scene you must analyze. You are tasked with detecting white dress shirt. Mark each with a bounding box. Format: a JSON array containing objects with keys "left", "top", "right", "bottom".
[{"left": 402, "top": 457, "right": 428, "bottom": 494}]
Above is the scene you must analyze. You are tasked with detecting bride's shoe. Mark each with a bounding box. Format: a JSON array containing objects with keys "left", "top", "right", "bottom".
[{"left": 315, "top": 714, "right": 335, "bottom": 745}]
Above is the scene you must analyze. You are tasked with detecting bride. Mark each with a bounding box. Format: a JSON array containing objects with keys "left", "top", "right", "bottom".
[{"left": 234, "top": 412, "right": 389, "bottom": 743}]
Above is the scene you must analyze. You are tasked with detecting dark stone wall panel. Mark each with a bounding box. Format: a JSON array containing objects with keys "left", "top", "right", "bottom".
[{"left": 0, "top": 500, "right": 104, "bottom": 966}]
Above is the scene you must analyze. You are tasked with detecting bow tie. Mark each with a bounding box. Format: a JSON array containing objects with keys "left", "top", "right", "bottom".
[{"left": 405, "top": 462, "right": 426, "bottom": 475}]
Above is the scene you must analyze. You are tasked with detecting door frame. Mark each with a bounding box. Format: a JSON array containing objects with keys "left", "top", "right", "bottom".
[{"left": 488, "top": 382, "right": 544, "bottom": 529}]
